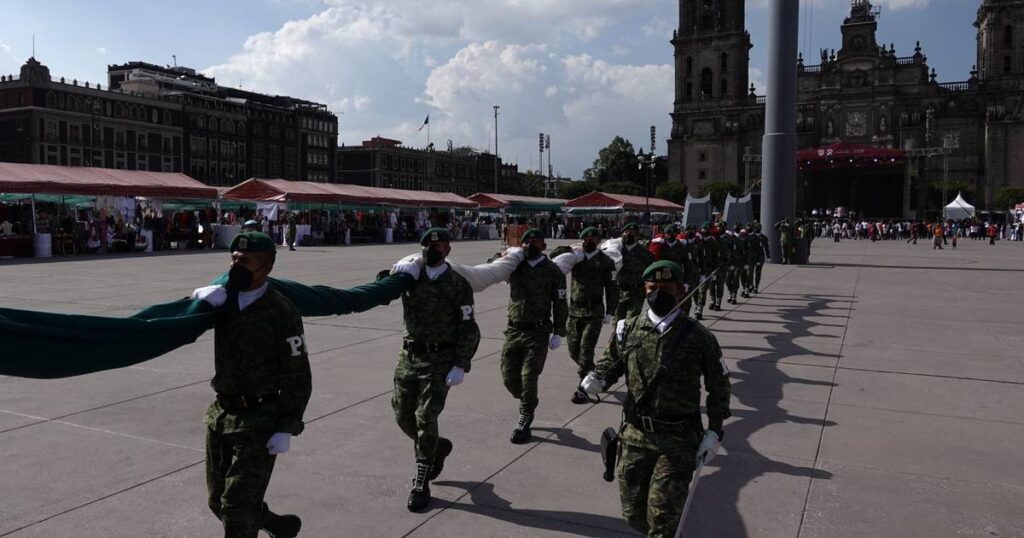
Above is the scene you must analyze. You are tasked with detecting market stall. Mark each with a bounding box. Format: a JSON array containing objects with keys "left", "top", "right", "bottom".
[
  {"left": 0, "top": 163, "right": 217, "bottom": 258},
  {"left": 563, "top": 191, "right": 684, "bottom": 236},
  {"left": 468, "top": 193, "right": 566, "bottom": 240}
]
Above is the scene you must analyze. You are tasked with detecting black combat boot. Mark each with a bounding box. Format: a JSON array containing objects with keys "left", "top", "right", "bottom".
[
  {"left": 407, "top": 462, "right": 432, "bottom": 512},
  {"left": 428, "top": 438, "right": 453, "bottom": 481},
  {"left": 694, "top": 309, "right": 703, "bottom": 320},
  {"left": 510, "top": 412, "right": 533, "bottom": 444},
  {"left": 571, "top": 387, "right": 590, "bottom": 404},
  {"left": 261, "top": 510, "right": 302, "bottom": 538}
]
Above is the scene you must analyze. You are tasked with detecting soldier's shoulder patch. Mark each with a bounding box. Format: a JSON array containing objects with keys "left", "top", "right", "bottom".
[
  {"left": 616, "top": 319, "right": 627, "bottom": 341},
  {"left": 460, "top": 304, "right": 474, "bottom": 320}
]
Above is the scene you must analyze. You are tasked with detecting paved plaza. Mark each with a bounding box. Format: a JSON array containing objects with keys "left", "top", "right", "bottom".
[{"left": 1, "top": 238, "right": 1023, "bottom": 537}]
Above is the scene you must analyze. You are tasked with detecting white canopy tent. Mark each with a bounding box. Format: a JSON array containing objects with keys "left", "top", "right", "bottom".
[{"left": 944, "top": 192, "right": 975, "bottom": 220}]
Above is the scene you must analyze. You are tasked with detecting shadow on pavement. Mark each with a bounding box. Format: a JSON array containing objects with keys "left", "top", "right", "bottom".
[
  {"left": 680, "top": 293, "right": 842, "bottom": 537},
  {"left": 433, "top": 481, "right": 636, "bottom": 537},
  {"left": 532, "top": 426, "right": 601, "bottom": 453}
]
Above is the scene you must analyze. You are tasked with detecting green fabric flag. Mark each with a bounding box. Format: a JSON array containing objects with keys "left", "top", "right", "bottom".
[{"left": 0, "top": 274, "right": 413, "bottom": 379}]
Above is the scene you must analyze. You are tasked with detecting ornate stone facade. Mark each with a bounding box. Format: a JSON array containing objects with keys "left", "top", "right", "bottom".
[{"left": 668, "top": 0, "right": 1024, "bottom": 214}]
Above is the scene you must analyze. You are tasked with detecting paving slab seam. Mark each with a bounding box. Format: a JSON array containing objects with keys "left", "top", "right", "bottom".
[
  {"left": 308, "top": 331, "right": 405, "bottom": 358},
  {"left": 825, "top": 402, "right": 1024, "bottom": 426},
  {"left": 795, "top": 260, "right": 863, "bottom": 538},
  {"left": 0, "top": 411, "right": 204, "bottom": 452},
  {"left": 984, "top": 322, "right": 1024, "bottom": 372},
  {"left": 813, "top": 458, "right": 1024, "bottom": 492},
  {"left": 0, "top": 459, "right": 206, "bottom": 537},
  {"left": 830, "top": 365, "right": 1024, "bottom": 387},
  {"left": 0, "top": 378, "right": 212, "bottom": 435}
]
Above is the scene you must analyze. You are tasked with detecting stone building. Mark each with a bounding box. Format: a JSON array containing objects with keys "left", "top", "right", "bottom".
[
  {"left": 0, "top": 58, "right": 338, "bottom": 187},
  {"left": 668, "top": 0, "right": 1024, "bottom": 216}
]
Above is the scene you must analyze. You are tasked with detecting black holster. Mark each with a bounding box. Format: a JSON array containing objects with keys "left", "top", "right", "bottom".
[{"left": 600, "top": 427, "right": 619, "bottom": 482}]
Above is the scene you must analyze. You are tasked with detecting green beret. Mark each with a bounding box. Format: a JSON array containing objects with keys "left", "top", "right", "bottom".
[
  {"left": 643, "top": 260, "right": 683, "bottom": 283},
  {"left": 580, "top": 226, "right": 600, "bottom": 238},
  {"left": 229, "top": 232, "right": 276, "bottom": 253},
  {"left": 420, "top": 227, "right": 451, "bottom": 246},
  {"left": 662, "top": 224, "right": 679, "bottom": 235},
  {"left": 520, "top": 228, "right": 544, "bottom": 243},
  {"left": 622, "top": 222, "right": 639, "bottom": 232}
]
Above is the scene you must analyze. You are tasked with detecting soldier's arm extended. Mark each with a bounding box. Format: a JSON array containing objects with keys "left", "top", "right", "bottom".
[
  {"left": 700, "top": 330, "right": 731, "bottom": 438},
  {"left": 277, "top": 310, "right": 313, "bottom": 436},
  {"left": 268, "top": 273, "right": 415, "bottom": 317},
  {"left": 594, "top": 320, "right": 628, "bottom": 386},
  {"left": 551, "top": 269, "right": 569, "bottom": 337},
  {"left": 453, "top": 279, "right": 481, "bottom": 373}
]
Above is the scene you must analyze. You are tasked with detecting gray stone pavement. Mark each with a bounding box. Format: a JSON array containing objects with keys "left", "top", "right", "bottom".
[{"left": 1, "top": 237, "right": 1022, "bottom": 537}]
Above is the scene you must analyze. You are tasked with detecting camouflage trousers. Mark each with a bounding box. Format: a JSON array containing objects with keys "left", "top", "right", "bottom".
[
  {"left": 694, "top": 278, "right": 708, "bottom": 313},
  {"left": 567, "top": 315, "right": 603, "bottom": 378},
  {"left": 711, "top": 271, "right": 726, "bottom": 302},
  {"left": 753, "top": 262, "right": 764, "bottom": 290},
  {"left": 617, "top": 436, "right": 699, "bottom": 537},
  {"left": 726, "top": 265, "right": 740, "bottom": 295},
  {"left": 206, "top": 428, "right": 277, "bottom": 538},
  {"left": 392, "top": 355, "right": 452, "bottom": 463},
  {"left": 500, "top": 327, "right": 551, "bottom": 415},
  {"left": 740, "top": 264, "right": 753, "bottom": 292},
  {"left": 615, "top": 291, "right": 646, "bottom": 322}
]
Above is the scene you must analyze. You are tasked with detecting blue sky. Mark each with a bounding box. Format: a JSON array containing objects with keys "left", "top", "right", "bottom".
[{"left": 1, "top": 0, "right": 980, "bottom": 179}]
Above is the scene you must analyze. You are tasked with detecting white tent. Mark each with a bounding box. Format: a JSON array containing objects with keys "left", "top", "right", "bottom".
[{"left": 944, "top": 192, "right": 975, "bottom": 220}]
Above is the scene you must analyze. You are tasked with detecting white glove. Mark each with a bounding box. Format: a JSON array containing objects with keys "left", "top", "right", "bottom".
[
  {"left": 192, "top": 285, "right": 227, "bottom": 307},
  {"left": 548, "top": 335, "right": 562, "bottom": 350},
  {"left": 602, "top": 314, "right": 613, "bottom": 325},
  {"left": 445, "top": 366, "right": 465, "bottom": 387},
  {"left": 695, "top": 430, "right": 721, "bottom": 465},
  {"left": 392, "top": 261, "right": 421, "bottom": 280},
  {"left": 581, "top": 371, "right": 603, "bottom": 395},
  {"left": 699, "top": 276, "right": 708, "bottom": 285},
  {"left": 266, "top": 432, "right": 291, "bottom": 455}
]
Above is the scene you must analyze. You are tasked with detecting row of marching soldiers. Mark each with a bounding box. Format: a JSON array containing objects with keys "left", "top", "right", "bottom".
[{"left": 648, "top": 221, "right": 772, "bottom": 320}]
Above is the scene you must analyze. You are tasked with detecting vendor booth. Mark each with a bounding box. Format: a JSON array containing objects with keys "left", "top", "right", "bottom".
[
  {"left": 944, "top": 192, "right": 976, "bottom": 221},
  {"left": 468, "top": 193, "right": 566, "bottom": 240},
  {"left": 563, "top": 191, "right": 684, "bottom": 237},
  {"left": 0, "top": 163, "right": 217, "bottom": 258}
]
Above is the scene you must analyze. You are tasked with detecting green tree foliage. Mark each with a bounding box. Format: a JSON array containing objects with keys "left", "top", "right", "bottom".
[
  {"left": 655, "top": 182, "right": 688, "bottom": 205},
  {"left": 927, "top": 179, "right": 976, "bottom": 209},
  {"left": 701, "top": 181, "right": 742, "bottom": 209},
  {"left": 582, "top": 136, "right": 641, "bottom": 185},
  {"left": 601, "top": 181, "right": 646, "bottom": 196},
  {"left": 559, "top": 180, "right": 598, "bottom": 200},
  {"left": 994, "top": 186, "right": 1024, "bottom": 209}
]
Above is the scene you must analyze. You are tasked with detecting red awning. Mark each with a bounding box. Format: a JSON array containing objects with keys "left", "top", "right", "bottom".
[
  {"left": 222, "top": 178, "right": 477, "bottom": 208},
  {"left": 468, "top": 193, "right": 566, "bottom": 210},
  {"left": 797, "top": 143, "right": 905, "bottom": 170},
  {"left": 0, "top": 162, "right": 217, "bottom": 199},
  {"left": 564, "top": 191, "right": 684, "bottom": 213}
]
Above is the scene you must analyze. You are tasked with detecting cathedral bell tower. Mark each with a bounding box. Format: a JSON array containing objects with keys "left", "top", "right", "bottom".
[{"left": 975, "top": 0, "right": 1024, "bottom": 84}]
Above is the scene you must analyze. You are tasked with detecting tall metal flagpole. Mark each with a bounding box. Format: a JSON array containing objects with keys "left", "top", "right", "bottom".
[
  {"left": 493, "top": 105, "right": 500, "bottom": 194},
  {"left": 760, "top": 0, "right": 800, "bottom": 264}
]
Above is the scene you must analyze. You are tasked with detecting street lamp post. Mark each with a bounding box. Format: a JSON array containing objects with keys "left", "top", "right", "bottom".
[{"left": 493, "top": 105, "right": 500, "bottom": 194}]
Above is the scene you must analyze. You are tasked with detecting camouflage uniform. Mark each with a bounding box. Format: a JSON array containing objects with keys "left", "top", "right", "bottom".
[
  {"left": 739, "top": 232, "right": 755, "bottom": 296},
  {"left": 567, "top": 251, "right": 616, "bottom": 378},
  {"left": 698, "top": 233, "right": 724, "bottom": 312},
  {"left": 204, "top": 288, "right": 311, "bottom": 538},
  {"left": 719, "top": 231, "right": 741, "bottom": 302},
  {"left": 501, "top": 257, "right": 569, "bottom": 415},
  {"left": 616, "top": 244, "right": 654, "bottom": 321},
  {"left": 393, "top": 265, "right": 480, "bottom": 464},
  {"left": 752, "top": 230, "right": 770, "bottom": 292},
  {"left": 776, "top": 220, "right": 795, "bottom": 264},
  {"left": 595, "top": 312, "right": 731, "bottom": 537},
  {"left": 286, "top": 213, "right": 297, "bottom": 250}
]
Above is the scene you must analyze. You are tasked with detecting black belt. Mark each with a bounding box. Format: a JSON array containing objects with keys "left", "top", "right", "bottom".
[
  {"left": 626, "top": 413, "right": 700, "bottom": 434},
  {"left": 216, "top": 393, "right": 279, "bottom": 412},
  {"left": 403, "top": 340, "right": 455, "bottom": 354},
  {"left": 508, "top": 320, "right": 549, "bottom": 331}
]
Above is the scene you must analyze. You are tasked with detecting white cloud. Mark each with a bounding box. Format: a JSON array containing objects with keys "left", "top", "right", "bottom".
[{"left": 95, "top": 47, "right": 108, "bottom": 55}]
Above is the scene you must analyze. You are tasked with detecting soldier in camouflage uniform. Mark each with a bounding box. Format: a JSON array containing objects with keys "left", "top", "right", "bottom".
[
  {"left": 582, "top": 260, "right": 731, "bottom": 537},
  {"left": 502, "top": 228, "right": 569, "bottom": 444},
  {"left": 616, "top": 222, "right": 654, "bottom": 321},
  {"left": 392, "top": 227, "right": 482, "bottom": 511},
  {"left": 696, "top": 223, "right": 723, "bottom": 316},
  {"left": 775, "top": 218, "right": 796, "bottom": 264},
  {"left": 195, "top": 232, "right": 310, "bottom": 538},
  {"left": 738, "top": 227, "right": 754, "bottom": 299},
  {"left": 648, "top": 224, "right": 697, "bottom": 317},
  {"left": 720, "top": 223, "right": 742, "bottom": 304},
  {"left": 752, "top": 224, "right": 770, "bottom": 293},
  {"left": 567, "top": 226, "right": 617, "bottom": 404}
]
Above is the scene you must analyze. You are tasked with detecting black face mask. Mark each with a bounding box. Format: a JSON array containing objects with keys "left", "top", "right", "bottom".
[
  {"left": 423, "top": 247, "right": 445, "bottom": 267},
  {"left": 624, "top": 235, "right": 637, "bottom": 246},
  {"left": 527, "top": 245, "right": 544, "bottom": 260},
  {"left": 646, "top": 288, "right": 678, "bottom": 317},
  {"left": 583, "top": 242, "right": 598, "bottom": 253},
  {"left": 225, "top": 264, "right": 254, "bottom": 292}
]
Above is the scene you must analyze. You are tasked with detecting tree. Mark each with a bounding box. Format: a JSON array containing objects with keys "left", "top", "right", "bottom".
[
  {"left": 655, "top": 182, "right": 688, "bottom": 206},
  {"left": 582, "top": 136, "right": 642, "bottom": 185},
  {"left": 701, "top": 181, "right": 742, "bottom": 210},
  {"left": 602, "top": 181, "right": 646, "bottom": 196},
  {"left": 995, "top": 186, "right": 1024, "bottom": 209},
  {"left": 559, "top": 179, "right": 597, "bottom": 200},
  {"left": 927, "top": 179, "right": 976, "bottom": 210}
]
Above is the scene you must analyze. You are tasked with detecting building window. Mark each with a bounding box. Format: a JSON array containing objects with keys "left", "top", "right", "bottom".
[
  {"left": 699, "top": 152, "right": 707, "bottom": 162},
  {"left": 686, "top": 83, "right": 693, "bottom": 100},
  {"left": 685, "top": 57, "right": 693, "bottom": 76},
  {"left": 720, "top": 53, "right": 729, "bottom": 73},
  {"left": 1005, "top": 25, "right": 1013, "bottom": 48},
  {"left": 698, "top": 169, "right": 707, "bottom": 180},
  {"left": 701, "top": 68, "right": 713, "bottom": 98},
  {"left": 720, "top": 79, "right": 727, "bottom": 96},
  {"left": 1005, "top": 55, "right": 1013, "bottom": 74}
]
